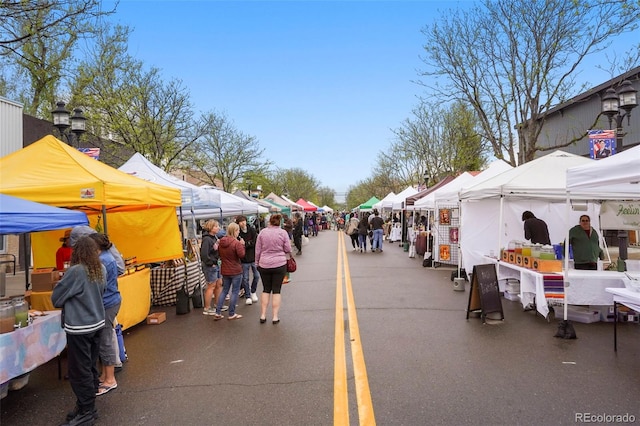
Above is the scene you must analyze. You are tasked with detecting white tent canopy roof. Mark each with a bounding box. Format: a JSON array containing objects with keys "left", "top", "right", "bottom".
[
  {"left": 566, "top": 145, "right": 640, "bottom": 200},
  {"left": 372, "top": 192, "right": 396, "bottom": 211},
  {"left": 195, "top": 186, "right": 268, "bottom": 219},
  {"left": 119, "top": 153, "right": 220, "bottom": 208},
  {"left": 415, "top": 173, "right": 475, "bottom": 209},
  {"left": 460, "top": 151, "right": 593, "bottom": 201},
  {"left": 435, "top": 160, "right": 514, "bottom": 205},
  {"left": 392, "top": 186, "right": 419, "bottom": 210}
]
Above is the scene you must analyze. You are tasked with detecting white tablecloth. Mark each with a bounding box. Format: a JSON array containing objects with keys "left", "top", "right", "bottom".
[
  {"left": 482, "top": 257, "right": 633, "bottom": 318},
  {"left": 389, "top": 224, "right": 402, "bottom": 242}
]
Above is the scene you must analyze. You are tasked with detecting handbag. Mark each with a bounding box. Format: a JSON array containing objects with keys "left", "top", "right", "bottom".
[
  {"left": 286, "top": 257, "right": 297, "bottom": 273},
  {"left": 176, "top": 284, "right": 191, "bottom": 315},
  {"left": 191, "top": 284, "right": 203, "bottom": 309}
]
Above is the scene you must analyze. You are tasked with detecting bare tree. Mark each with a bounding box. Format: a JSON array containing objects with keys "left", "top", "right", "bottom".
[
  {"left": 386, "top": 101, "right": 486, "bottom": 184},
  {"left": 71, "top": 24, "right": 202, "bottom": 170},
  {"left": 0, "top": 0, "right": 116, "bottom": 115},
  {"left": 191, "top": 111, "right": 271, "bottom": 192},
  {"left": 421, "top": 0, "right": 640, "bottom": 165}
]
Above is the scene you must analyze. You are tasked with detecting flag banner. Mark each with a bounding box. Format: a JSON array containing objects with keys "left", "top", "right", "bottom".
[
  {"left": 588, "top": 129, "right": 615, "bottom": 159},
  {"left": 78, "top": 147, "right": 100, "bottom": 160}
]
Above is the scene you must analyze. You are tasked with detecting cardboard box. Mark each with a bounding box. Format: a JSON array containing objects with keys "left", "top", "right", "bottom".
[
  {"left": 146, "top": 312, "right": 166, "bottom": 325},
  {"left": 533, "top": 259, "right": 562, "bottom": 273},
  {"left": 31, "top": 268, "right": 59, "bottom": 292},
  {"left": 522, "top": 256, "right": 534, "bottom": 269}
]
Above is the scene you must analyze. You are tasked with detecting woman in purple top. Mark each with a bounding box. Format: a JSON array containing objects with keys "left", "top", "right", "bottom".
[{"left": 255, "top": 214, "right": 291, "bottom": 324}]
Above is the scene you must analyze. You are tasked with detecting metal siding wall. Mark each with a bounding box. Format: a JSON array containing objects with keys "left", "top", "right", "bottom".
[
  {"left": 0, "top": 97, "right": 24, "bottom": 157},
  {"left": 537, "top": 80, "right": 640, "bottom": 157}
]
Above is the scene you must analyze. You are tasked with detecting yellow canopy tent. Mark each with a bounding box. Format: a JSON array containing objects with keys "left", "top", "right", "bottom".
[{"left": 0, "top": 135, "right": 183, "bottom": 266}]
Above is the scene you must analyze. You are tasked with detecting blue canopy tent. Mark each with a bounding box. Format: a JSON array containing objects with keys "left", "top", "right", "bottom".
[
  {"left": 0, "top": 193, "right": 89, "bottom": 290},
  {"left": 0, "top": 194, "right": 88, "bottom": 234}
]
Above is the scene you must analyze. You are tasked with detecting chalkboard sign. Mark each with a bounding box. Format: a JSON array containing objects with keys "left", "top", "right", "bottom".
[{"left": 466, "top": 263, "right": 504, "bottom": 323}]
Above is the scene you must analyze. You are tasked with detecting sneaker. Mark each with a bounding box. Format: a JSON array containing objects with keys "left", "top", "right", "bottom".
[
  {"left": 245, "top": 298, "right": 253, "bottom": 305},
  {"left": 64, "top": 409, "right": 97, "bottom": 425},
  {"left": 202, "top": 308, "right": 215, "bottom": 316},
  {"left": 66, "top": 406, "right": 98, "bottom": 421},
  {"left": 238, "top": 289, "right": 245, "bottom": 298},
  {"left": 353, "top": 247, "right": 356, "bottom": 251},
  {"left": 225, "top": 294, "right": 230, "bottom": 301},
  {"left": 251, "top": 293, "right": 259, "bottom": 303},
  {"left": 221, "top": 305, "right": 229, "bottom": 312}
]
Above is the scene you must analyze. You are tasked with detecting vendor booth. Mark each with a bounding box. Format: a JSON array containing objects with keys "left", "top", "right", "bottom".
[
  {"left": 356, "top": 196, "right": 381, "bottom": 213},
  {"left": 296, "top": 198, "right": 317, "bottom": 211},
  {"left": 0, "top": 195, "right": 88, "bottom": 390},
  {"left": 0, "top": 136, "right": 184, "bottom": 329},
  {"left": 458, "top": 151, "right": 599, "bottom": 318},
  {"left": 119, "top": 153, "right": 222, "bottom": 240}
]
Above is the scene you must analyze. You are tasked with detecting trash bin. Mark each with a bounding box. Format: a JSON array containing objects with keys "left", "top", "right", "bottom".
[{"left": 403, "top": 242, "right": 410, "bottom": 252}]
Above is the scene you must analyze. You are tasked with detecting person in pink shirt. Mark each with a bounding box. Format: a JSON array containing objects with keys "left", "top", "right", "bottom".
[{"left": 255, "top": 214, "right": 291, "bottom": 324}]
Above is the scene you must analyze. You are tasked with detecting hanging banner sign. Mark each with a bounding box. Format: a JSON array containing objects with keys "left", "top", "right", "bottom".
[
  {"left": 588, "top": 129, "right": 616, "bottom": 159},
  {"left": 599, "top": 201, "right": 640, "bottom": 230}
]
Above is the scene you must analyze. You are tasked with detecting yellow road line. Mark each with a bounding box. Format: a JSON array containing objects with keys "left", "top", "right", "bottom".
[
  {"left": 334, "top": 232, "right": 376, "bottom": 426},
  {"left": 334, "top": 231, "right": 349, "bottom": 425}
]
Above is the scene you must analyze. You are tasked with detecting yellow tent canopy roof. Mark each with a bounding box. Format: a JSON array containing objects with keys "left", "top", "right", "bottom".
[{"left": 0, "top": 135, "right": 181, "bottom": 212}]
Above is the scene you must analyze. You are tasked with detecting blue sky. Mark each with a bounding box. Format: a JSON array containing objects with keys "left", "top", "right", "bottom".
[{"left": 109, "top": 0, "right": 637, "bottom": 199}]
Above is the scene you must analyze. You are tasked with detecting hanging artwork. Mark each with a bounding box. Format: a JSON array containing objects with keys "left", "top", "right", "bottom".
[
  {"left": 439, "top": 208, "right": 451, "bottom": 225},
  {"left": 449, "top": 227, "right": 459, "bottom": 243},
  {"left": 439, "top": 244, "right": 451, "bottom": 261}
]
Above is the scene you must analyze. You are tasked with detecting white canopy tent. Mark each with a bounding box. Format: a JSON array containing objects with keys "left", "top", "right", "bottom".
[
  {"left": 193, "top": 186, "right": 268, "bottom": 220},
  {"left": 566, "top": 144, "right": 640, "bottom": 200},
  {"left": 119, "top": 153, "right": 220, "bottom": 209},
  {"left": 321, "top": 205, "right": 334, "bottom": 213},
  {"left": 558, "top": 145, "right": 640, "bottom": 322},
  {"left": 392, "top": 186, "right": 419, "bottom": 210},
  {"left": 372, "top": 192, "right": 396, "bottom": 211},
  {"left": 459, "top": 151, "right": 598, "bottom": 279}
]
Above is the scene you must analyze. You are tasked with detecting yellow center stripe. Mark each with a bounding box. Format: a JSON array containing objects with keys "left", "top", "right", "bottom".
[{"left": 334, "top": 232, "right": 376, "bottom": 426}]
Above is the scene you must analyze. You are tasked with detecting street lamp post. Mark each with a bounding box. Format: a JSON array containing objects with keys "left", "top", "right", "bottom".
[
  {"left": 51, "top": 101, "right": 87, "bottom": 147},
  {"left": 600, "top": 79, "right": 638, "bottom": 265}
]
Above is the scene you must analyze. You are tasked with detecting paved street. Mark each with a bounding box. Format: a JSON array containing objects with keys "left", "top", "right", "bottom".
[{"left": 1, "top": 230, "right": 639, "bottom": 425}]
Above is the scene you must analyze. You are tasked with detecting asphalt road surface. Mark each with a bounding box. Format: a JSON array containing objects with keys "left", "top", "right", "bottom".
[{"left": 2, "top": 230, "right": 639, "bottom": 425}]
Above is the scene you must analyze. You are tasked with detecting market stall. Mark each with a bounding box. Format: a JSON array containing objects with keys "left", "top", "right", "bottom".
[
  {"left": 0, "top": 136, "right": 183, "bottom": 329},
  {"left": 459, "top": 151, "right": 597, "bottom": 276}
]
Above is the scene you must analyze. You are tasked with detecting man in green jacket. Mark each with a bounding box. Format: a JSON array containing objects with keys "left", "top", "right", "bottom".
[{"left": 569, "top": 215, "right": 604, "bottom": 270}]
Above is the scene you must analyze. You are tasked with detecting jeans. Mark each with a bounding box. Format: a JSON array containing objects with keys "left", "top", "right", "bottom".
[
  {"left": 372, "top": 229, "right": 384, "bottom": 251},
  {"left": 358, "top": 234, "right": 368, "bottom": 251},
  {"left": 241, "top": 262, "right": 260, "bottom": 296},
  {"left": 216, "top": 273, "right": 242, "bottom": 316}
]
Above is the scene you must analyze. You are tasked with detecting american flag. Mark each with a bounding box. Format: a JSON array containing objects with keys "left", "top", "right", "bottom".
[{"left": 78, "top": 148, "right": 100, "bottom": 160}]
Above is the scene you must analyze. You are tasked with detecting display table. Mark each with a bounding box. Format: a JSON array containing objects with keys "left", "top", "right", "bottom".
[
  {"left": 150, "top": 260, "right": 205, "bottom": 306},
  {"left": 389, "top": 224, "right": 402, "bottom": 242},
  {"left": 0, "top": 310, "right": 66, "bottom": 384},
  {"left": 28, "top": 268, "right": 151, "bottom": 331},
  {"left": 117, "top": 267, "right": 151, "bottom": 331},
  {"left": 483, "top": 257, "right": 632, "bottom": 318},
  {"left": 605, "top": 287, "right": 640, "bottom": 351}
]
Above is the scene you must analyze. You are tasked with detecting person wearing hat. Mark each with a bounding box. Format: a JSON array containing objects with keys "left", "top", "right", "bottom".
[
  {"left": 70, "top": 226, "right": 126, "bottom": 275},
  {"left": 56, "top": 229, "right": 73, "bottom": 271}
]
